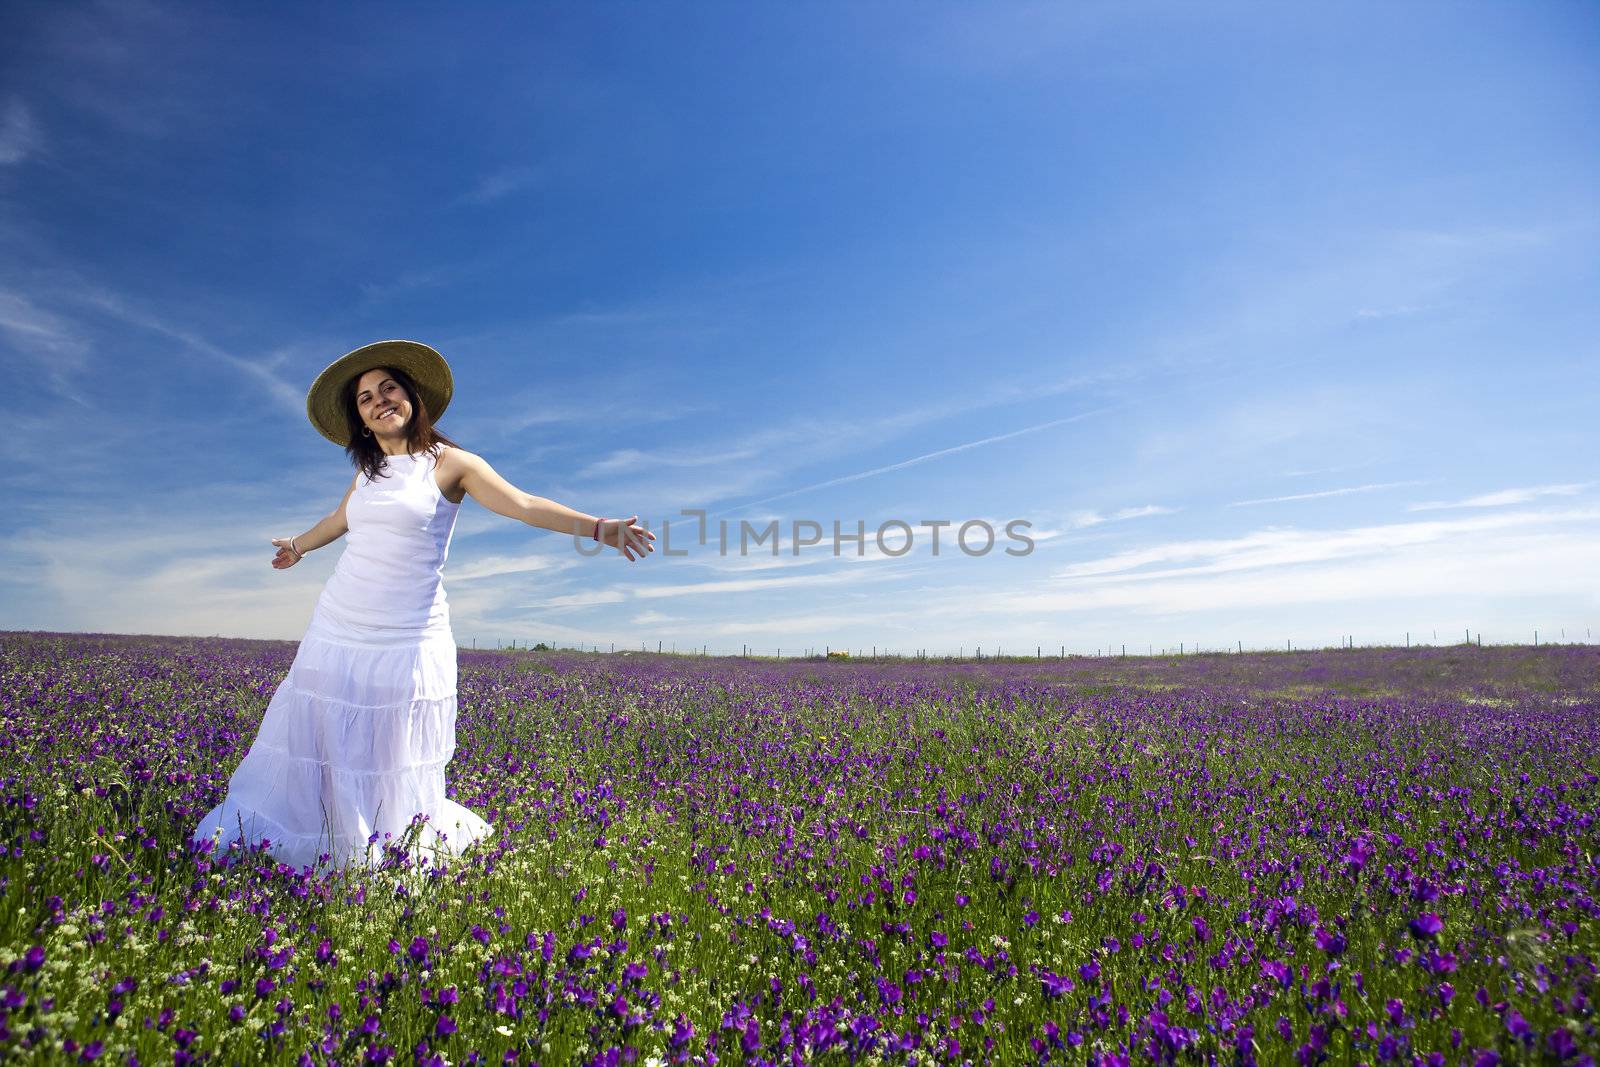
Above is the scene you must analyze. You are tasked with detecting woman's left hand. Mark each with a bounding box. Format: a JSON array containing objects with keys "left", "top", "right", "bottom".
[{"left": 598, "top": 515, "right": 656, "bottom": 562}]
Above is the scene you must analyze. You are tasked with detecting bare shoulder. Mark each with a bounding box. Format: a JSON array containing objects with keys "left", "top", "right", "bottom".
[
  {"left": 435, "top": 445, "right": 488, "bottom": 476},
  {"left": 433, "top": 445, "right": 486, "bottom": 502}
]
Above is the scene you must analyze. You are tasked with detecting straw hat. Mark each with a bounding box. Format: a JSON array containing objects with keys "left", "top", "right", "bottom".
[{"left": 305, "top": 340, "right": 453, "bottom": 446}]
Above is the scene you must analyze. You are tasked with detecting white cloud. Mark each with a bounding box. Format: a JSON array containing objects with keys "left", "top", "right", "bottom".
[
  {"left": 459, "top": 166, "right": 542, "bottom": 205},
  {"left": 540, "top": 590, "right": 627, "bottom": 609},
  {"left": 699, "top": 612, "right": 902, "bottom": 637},
  {"left": 578, "top": 445, "right": 763, "bottom": 480},
  {"left": 1407, "top": 483, "right": 1592, "bottom": 511},
  {"left": 962, "top": 526, "right": 1600, "bottom": 620},
  {"left": 1061, "top": 504, "right": 1177, "bottom": 528},
  {"left": 0, "top": 290, "right": 94, "bottom": 405},
  {"left": 1052, "top": 506, "right": 1600, "bottom": 582},
  {"left": 630, "top": 609, "right": 679, "bottom": 625},
  {"left": 1354, "top": 303, "right": 1437, "bottom": 320},
  {"left": 448, "top": 552, "right": 573, "bottom": 582},
  {"left": 632, "top": 560, "right": 913, "bottom": 599},
  {"left": 1229, "top": 481, "right": 1425, "bottom": 507},
  {"left": 715, "top": 408, "right": 1110, "bottom": 517},
  {"left": 76, "top": 289, "right": 304, "bottom": 417},
  {"left": 0, "top": 98, "right": 39, "bottom": 164}
]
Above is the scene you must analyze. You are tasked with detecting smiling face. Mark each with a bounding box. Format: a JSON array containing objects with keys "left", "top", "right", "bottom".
[{"left": 353, "top": 367, "right": 414, "bottom": 439}]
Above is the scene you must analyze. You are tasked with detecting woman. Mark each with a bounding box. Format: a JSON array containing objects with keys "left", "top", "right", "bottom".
[{"left": 193, "top": 339, "right": 654, "bottom": 871}]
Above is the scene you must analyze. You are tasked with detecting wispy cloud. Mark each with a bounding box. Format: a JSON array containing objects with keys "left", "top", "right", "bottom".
[
  {"left": 1280, "top": 461, "right": 1382, "bottom": 479},
  {"left": 448, "top": 551, "right": 574, "bottom": 583},
  {"left": 1060, "top": 504, "right": 1177, "bottom": 528},
  {"left": 699, "top": 611, "right": 907, "bottom": 637},
  {"left": 578, "top": 445, "right": 764, "bottom": 480},
  {"left": 1, "top": 512, "right": 339, "bottom": 639},
  {"left": 630, "top": 609, "right": 679, "bottom": 625},
  {"left": 458, "top": 166, "right": 542, "bottom": 205},
  {"left": 715, "top": 408, "right": 1111, "bottom": 517},
  {"left": 540, "top": 590, "right": 627, "bottom": 610},
  {"left": 571, "top": 360, "right": 1138, "bottom": 505},
  {"left": 0, "top": 290, "right": 92, "bottom": 404},
  {"left": 1353, "top": 303, "right": 1437, "bottom": 320},
  {"left": 359, "top": 266, "right": 460, "bottom": 306},
  {"left": 0, "top": 98, "right": 39, "bottom": 165},
  {"left": 1407, "top": 483, "right": 1591, "bottom": 511},
  {"left": 75, "top": 288, "right": 304, "bottom": 417},
  {"left": 952, "top": 520, "right": 1600, "bottom": 623},
  {"left": 1229, "top": 481, "right": 1425, "bottom": 507},
  {"left": 631, "top": 560, "right": 914, "bottom": 600},
  {"left": 1053, "top": 506, "right": 1600, "bottom": 582}
]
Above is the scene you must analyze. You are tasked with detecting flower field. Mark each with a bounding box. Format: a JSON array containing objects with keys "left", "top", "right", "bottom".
[{"left": 2, "top": 633, "right": 1597, "bottom": 1066}]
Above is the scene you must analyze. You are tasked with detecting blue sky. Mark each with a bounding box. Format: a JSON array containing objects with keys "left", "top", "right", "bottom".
[{"left": 2, "top": 0, "right": 1597, "bottom": 654}]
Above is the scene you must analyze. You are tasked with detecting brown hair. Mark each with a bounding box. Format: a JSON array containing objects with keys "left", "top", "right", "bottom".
[{"left": 340, "top": 365, "right": 459, "bottom": 482}]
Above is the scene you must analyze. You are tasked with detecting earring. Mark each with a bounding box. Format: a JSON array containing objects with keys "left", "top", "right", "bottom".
[{"left": 362, "top": 427, "right": 373, "bottom": 437}]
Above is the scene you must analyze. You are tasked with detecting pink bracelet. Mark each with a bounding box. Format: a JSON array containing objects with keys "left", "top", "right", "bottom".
[{"left": 592, "top": 518, "right": 604, "bottom": 542}]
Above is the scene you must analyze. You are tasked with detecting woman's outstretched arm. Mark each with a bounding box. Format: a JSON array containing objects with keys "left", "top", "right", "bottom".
[
  {"left": 270, "top": 474, "right": 360, "bottom": 569},
  {"left": 442, "top": 448, "right": 656, "bottom": 562}
]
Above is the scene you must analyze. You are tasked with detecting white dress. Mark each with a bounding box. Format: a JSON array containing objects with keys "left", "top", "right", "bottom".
[{"left": 193, "top": 447, "right": 492, "bottom": 870}]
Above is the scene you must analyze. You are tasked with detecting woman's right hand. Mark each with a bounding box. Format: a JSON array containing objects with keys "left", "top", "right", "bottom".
[{"left": 270, "top": 537, "right": 304, "bottom": 570}]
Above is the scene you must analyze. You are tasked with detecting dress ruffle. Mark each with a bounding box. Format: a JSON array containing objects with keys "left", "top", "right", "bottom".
[{"left": 194, "top": 630, "right": 492, "bottom": 871}]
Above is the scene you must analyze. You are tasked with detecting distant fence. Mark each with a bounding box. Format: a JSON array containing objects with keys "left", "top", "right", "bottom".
[{"left": 469, "top": 628, "right": 1595, "bottom": 660}]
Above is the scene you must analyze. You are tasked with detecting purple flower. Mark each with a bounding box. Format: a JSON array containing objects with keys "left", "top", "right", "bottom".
[
  {"left": 1313, "top": 927, "right": 1346, "bottom": 956},
  {"left": 1079, "top": 959, "right": 1101, "bottom": 982},
  {"left": 1040, "top": 971, "right": 1074, "bottom": 998},
  {"left": 434, "top": 1015, "right": 456, "bottom": 1037},
  {"left": 21, "top": 946, "right": 45, "bottom": 974},
  {"left": 1408, "top": 913, "right": 1443, "bottom": 940}
]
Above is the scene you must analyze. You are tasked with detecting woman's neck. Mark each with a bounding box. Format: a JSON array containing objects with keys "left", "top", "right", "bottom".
[{"left": 375, "top": 433, "right": 412, "bottom": 457}]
